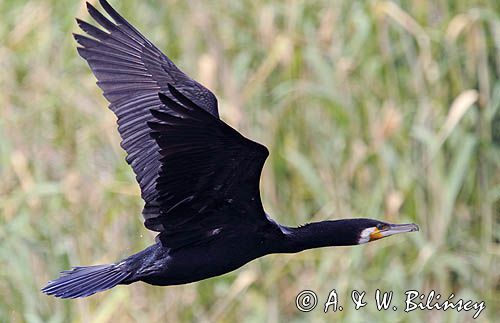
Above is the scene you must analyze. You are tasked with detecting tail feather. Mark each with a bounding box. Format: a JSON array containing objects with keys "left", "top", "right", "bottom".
[{"left": 42, "top": 264, "right": 130, "bottom": 298}]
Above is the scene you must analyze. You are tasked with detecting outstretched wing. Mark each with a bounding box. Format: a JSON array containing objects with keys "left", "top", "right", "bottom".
[
  {"left": 74, "top": 0, "right": 218, "bottom": 219},
  {"left": 146, "top": 85, "right": 272, "bottom": 248}
]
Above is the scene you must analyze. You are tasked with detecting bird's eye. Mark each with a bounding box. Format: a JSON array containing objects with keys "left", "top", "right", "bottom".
[{"left": 376, "top": 223, "right": 387, "bottom": 230}]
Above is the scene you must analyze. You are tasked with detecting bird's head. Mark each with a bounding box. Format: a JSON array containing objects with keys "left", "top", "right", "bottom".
[{"left": 355, "top": 219, "right": 419, "bottom": 244}]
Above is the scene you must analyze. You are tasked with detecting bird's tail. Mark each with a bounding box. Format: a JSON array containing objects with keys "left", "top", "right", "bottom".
[{"left": 42, "top": 264, "right": 130, "bottom": 298}]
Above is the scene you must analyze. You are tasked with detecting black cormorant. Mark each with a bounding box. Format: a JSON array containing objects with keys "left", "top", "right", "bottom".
[{"left": 42, "top": 0, "right": 419, "bottom": 298}]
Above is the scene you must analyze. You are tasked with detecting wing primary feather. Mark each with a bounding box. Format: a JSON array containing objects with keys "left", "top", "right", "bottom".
[
  {"left": 86, "top": 2, "right": 118, "bottom": 32},
  {"left": 76, "top": 18, "right": 109, "bottom": 39},
  {"left": 98, "top": 0, "right": 151, "bottom": 45}
]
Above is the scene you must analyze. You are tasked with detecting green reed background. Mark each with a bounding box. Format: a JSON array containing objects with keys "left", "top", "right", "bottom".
[{"left": 1, "top": 0, "right": 499, "bottom": 322}]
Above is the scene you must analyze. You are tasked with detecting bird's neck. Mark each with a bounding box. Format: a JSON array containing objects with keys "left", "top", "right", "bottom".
[{"left": 272, "top": 220, "right": 361, "bottom": 254}]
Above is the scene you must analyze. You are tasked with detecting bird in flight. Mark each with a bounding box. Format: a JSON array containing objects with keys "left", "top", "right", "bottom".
[{"left": 42, "top": 0, "right": 419, "bottom": 299}]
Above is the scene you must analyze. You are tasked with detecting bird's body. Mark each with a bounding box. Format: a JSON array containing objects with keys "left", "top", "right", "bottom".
[
  {"left": 42, "top": 0, "right": 418, "bottom": 299},
  {"left": 126, "top": 232, "right": 268, "bottom": 286}
]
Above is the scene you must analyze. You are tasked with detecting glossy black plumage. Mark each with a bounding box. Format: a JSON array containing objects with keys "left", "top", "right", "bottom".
[
  {"left": 147, "top": 87, "right": 274, "bottom": 249},
  {"left": 42, "top": 0, "right": 418, "bottom": 299}
]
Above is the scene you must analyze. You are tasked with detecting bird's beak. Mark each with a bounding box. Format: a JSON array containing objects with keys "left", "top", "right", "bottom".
[{"left": 370, "top": 223, "right": 419, "bottom": 241}]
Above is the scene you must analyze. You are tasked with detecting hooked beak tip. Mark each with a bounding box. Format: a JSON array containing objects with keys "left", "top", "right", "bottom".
[{"left": 411, "top": 223, "right": 419, "bottom": 232}]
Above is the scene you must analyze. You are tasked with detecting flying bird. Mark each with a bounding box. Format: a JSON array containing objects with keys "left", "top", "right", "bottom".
[{"left": 42, "top": 0, "right": 419, "bottom": 299}]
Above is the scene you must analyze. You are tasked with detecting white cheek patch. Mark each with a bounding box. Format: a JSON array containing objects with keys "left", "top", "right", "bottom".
[{"left": 358, "top": 227, "right": 376, "bottom": 244}]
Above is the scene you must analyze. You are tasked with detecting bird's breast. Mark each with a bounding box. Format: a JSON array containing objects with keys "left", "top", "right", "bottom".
[{"left": 140, "top": 235, "right": 266, "bottom": 286}]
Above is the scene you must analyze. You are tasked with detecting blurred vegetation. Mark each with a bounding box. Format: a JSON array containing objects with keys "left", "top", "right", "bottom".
[{"left": 1, "top": 0, "right": 499, "bottom": 322}]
